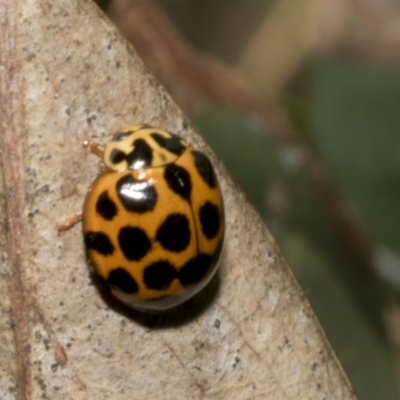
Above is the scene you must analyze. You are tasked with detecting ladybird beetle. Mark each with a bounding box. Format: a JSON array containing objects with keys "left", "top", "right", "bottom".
[{"left": 83, "top": 125, "right": 224, "bottom": 311}]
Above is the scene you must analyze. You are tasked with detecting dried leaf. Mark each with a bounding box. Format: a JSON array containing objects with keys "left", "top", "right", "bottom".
[{"left": 0, "top": 0, "right": 357, "bottom": 399}]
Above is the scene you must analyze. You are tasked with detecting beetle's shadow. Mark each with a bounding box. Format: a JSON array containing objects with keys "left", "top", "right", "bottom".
[{"left": 91, "top": 271, "right": 221, "bottom": 329}]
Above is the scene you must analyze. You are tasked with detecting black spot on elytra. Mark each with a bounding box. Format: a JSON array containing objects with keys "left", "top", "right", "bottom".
[
  {"left": 116, "top": 174, "right": 157, "bottom": 213},
  {"left": 118, "top": 226, "right": 151, "bottom": 261},
  {"left": 150, "top": 132, "right": 186, "bottom": 156},
  {"left": 143, "top": 261, "right": 178, "bottom": 290},
  {"left": 156, "top": 213, "right": 191, "bottom": 252},
  {"left": 199, "top": 202, "right": 220, "bottom": 239},
  {"left": 192, "top": 151, "right": 217, "bottom": 188},
  {"left": 179, "top": 254, "right": 212, "bottom": 286},
  {"left": 125, "top": 138, "right": 153, "bottom": 168},
  {"left": 107, "top": 268, "right": 139, "bottom": 293},
  {"left": 85, "top": 232, "right": 114, "bottom": 256},
  {"left": 96, "top": 191, "right": 117, "bottom": 220},
  {"left": 163, "top": 164, "right": 192, "bottom": 201}
]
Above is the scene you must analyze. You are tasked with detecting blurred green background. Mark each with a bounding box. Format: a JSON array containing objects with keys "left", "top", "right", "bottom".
[
  {"left": 164, "top": 2, "right": 400, "bottom": 399},
  {"left": 100, "top": 0, "right": 400, "bottom": 398}
]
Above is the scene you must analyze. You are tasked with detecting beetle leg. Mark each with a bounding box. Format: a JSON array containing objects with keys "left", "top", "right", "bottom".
[{"left": 57, "top": 213, "right": 83, "bottom": 232}]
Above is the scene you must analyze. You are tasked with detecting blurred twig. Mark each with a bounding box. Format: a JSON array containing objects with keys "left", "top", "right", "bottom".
[
  {"left": 103, "top": 0, "right": 376, "bottom": 275},
  {"left": 317, "top": 0, "right": 400, "bottom": 67}
]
